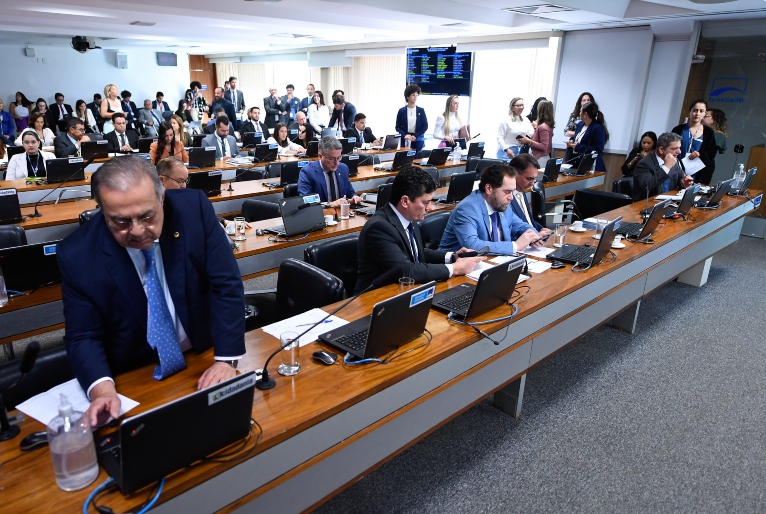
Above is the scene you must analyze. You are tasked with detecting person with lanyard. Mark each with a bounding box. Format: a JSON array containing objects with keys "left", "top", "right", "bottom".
[
  {"left": 200, "top": 115, "right": 238, "bottom": 161},
  {"left": 5, "top": 131, "right": 56, "bottom": 180},
  {"left": 297, "top": 136, "right": 362, "bottom": 208},
  {"left": 672, "top": 99, "right": 717, "bottom": 185}
]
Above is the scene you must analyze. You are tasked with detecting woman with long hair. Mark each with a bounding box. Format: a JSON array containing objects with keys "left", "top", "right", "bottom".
[
  {"left": 565, "top": 92, "right": 595, "bottom": 137},
  {"left": 10, "top": 91, "right": 33, "bottom": 131},
  {"left": 519, "top": 100, "right": 555, "bottom": 168},
  {"left": 5, "top": 130, "right": 56, "bottom": 180},
  {"left": 32, "top": 98, "right": 49, "bottom": 118},
  {"left": 496, "top": 97, "right": 533, "bottom": 160},
  {"left": 100, "top": 83, "right": 124, "bottom": 133},
  {"left": 267, "top": 122, "right": 305, "bottom": 155},
  {"left": 704, "top": 108, "right": 728, "bottom": 155},
  {"left": 15, "top": 112, "right": 56, "bottom": 147},
  {"left": 75, "top": 99, "right": 99, "bottom": 134},
  {"left": 298, "top": 123, "right": 315, "bottom": 148},
  {"left": 307, "top": 91, "right": 330, "bottom": 133},
  {"left": 170, "top": 114, "right": 190, "bottom": 147},
  {"left": 566, "top": 101, "right": 609, "bottom": 172},
  {"left": 149, "top": 121, "right": 188, "bottom": 164},
  {"left": 621, "top": 131, "right": 657, "bottom": 177},
  {"left": 526, "top": 96, "right": 547, "bottom": 127},
  {"left": 672, "top": 99, "right": 717, "bottom": 184},
  {"left": 433, "top": 95, "right": 466, "bottom": 146}
]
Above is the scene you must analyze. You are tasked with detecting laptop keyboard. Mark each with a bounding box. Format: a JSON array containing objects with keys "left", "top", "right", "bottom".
[
  {"left": 615, "top": 222, "right": 643, "bottom": 237},
  {"left": 435, "top": 290, "right": 474, "bottom": 313},
  {"left": 557, "top": 245, "right": 595, "bottom": 264},
  {"left": 333, "top": 329, "right": 369, "bottom": 351}
]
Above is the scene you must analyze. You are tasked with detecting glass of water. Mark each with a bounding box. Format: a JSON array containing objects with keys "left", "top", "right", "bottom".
[
  {"left": 554, "top": 224, "right": 567, "bottom": 247},
  {"left": 234, "top": 216, "right": 247, "bottom": 241},
  {"left": 596, "top": 218, "right": 608, "bottom": 235},
  {"left": 277, "top": 331, "right": 301, "bottom": 376}
]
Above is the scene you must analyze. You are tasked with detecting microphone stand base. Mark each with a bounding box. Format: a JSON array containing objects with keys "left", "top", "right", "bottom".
[
  {"left": 0, "top": 425, "right": 20, "bottom": 440},
  {"left": 255, "top": 377, "right": 276, "bottom": 390},
  {"left": 27, "top": 212, "right": 43, "bottom": 218}
]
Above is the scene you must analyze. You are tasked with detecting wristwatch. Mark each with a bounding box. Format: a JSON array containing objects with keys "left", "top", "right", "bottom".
[{"left": 221, "top": 360, "right": 238, "bottom": 369}]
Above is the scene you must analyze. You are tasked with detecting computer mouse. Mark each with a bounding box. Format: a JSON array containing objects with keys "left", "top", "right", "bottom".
[
  {"left": 20, "top": 431, "right": 48, "bottom": 452},
  {"left": 550, "top": 260, "right": 565, "bottom": 269},
  {"left": 255, "top": 228, "right": 264, "bottom": 236},
  {"left": 312, "top": 350, "right": 338, "bottom": 365}
]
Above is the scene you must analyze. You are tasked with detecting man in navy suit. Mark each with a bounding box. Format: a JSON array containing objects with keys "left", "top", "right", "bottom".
[
  {"left": 298, "top": 136, "right": 362, "bottom": 207},
  {"left": 633, "top": 132, "right": 693, "bottom": 202},
  {"left": 210, "top": 87, "right": 237, "bottom": 127},
  {"left": 48, "top": 92, "right": 73, "bottom": 133},
  {"left": 328, "top": 93, "right": 357, "bottom": 132},
  {"left": 300, "top": 83, "right": 315, "bottom": 113},
  {"left": 58, "top": 155, "right": 245, "bottom": 426},
  {"left": 152, "top": 91, "right": 171, "bottom": 114},
  {"left": 508, "top": 154, "right": 552, "bottom": 236},
  {"left": 439, "top": 164, "right": 543, "bottom": 254},
  {"left": 224, "top": 76, "right": 246, "bottom": 129}
]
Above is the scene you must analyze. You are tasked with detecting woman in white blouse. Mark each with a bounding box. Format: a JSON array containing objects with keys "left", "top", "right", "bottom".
[
  {"left": 75, "top": 99, "right": 100, "bottom": 134},
  {"left": 307, "top": 91, "right": 330, "bottom": 134},
  {"left": 268, "top": 123, "right": 305, "bottom": 156},
  {"left": 433, "top": 95, "right": 465, "bottom": 146},
  {"left": 496, "top": 97, "right": 533, "bottom": 160},
  {"left": 6, "top": 131, "right": 56, "bottom": 180},
  {"left": 15, "top": 112, "right": 56, "bottom": 147}
]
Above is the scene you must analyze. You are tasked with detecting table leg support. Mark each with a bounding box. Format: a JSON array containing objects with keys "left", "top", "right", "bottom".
[
  {"left": 609, "top": 300, "right": 641, "bottom": 334},
  {"left": 492, "top": 374, "right": 526, "bottom": 418},
  {"left": 677, "top": 257, "right": 712, "bottom": 287}
]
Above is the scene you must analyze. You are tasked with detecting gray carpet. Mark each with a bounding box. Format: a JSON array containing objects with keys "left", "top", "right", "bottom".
[{"left": 315, "top": 235, "right": 766, "bottom": 513}]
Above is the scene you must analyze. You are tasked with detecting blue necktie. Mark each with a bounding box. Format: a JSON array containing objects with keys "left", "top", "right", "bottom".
[
  {"left": 407, "top": 223, "right": 419, "bottom": 263},
  {"left": 142, "top": 245, "right": 186, "bottom": 380},
  {"left": 490, "top": 212, "right": 500, "bottom": 242}
]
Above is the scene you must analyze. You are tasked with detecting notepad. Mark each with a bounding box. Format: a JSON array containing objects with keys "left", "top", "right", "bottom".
[{"left": 262, "top": 308, "right": 349, "bottom": 346}]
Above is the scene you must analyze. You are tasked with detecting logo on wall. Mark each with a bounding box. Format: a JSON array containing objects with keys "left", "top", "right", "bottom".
[{"left": 708, "top": 77, "right": 747, "bottom": 103}]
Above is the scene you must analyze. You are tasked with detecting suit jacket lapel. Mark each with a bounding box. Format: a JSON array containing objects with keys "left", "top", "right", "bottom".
[
  {"left": 384, "top": 205, "right": 415, "bottom": 261},
  {"left": 100, "top": 222, "right": 147, "bottom": 329},
  {"left": 498, "top": 211, "right": 512, "bottom": 242},
  {"left": 159, "top": 206, "right": 189, "bottom": 333},
  {"left": 314, "top": 165, "right": 330, "bottom": 201}
]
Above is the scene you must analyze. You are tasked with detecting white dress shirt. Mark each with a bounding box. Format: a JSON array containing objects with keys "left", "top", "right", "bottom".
[
  {"left": 496, "top": 116, "right": 533, "bottom": 151},
  {"left": 389, "top": 204, "right": 454, "bottom": 276}
]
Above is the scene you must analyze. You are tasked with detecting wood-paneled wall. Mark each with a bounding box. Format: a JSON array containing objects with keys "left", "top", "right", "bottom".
[{"left": 189, "top": 55, "right": 217, "bottom": 123}]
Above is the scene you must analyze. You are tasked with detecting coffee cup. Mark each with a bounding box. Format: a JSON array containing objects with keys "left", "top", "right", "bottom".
[
  {"left": 572, "top": 220, "right": 584, "bottom": 230},
  {"left": 324, "top": 214, "right": 334, "bottom": 224}
]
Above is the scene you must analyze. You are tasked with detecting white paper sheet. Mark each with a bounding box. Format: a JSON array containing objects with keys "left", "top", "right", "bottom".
[
  {"left": 517, "top": 246, "right": 555, "bottom": 258},
  {"left": 465, "top": 261, "right": 529, "bottom": 283},
  {"left": 16, "top": 379, "right": 139, "bottom": 427},
  {"left": 262, "top": 308, "right": 350, "bottom": 346},
  {"left": 526, "top": 260, "right": 552, "bottom": 273},
  {"left": 681, "top": 156, "right": 705, "bottom": 176}
]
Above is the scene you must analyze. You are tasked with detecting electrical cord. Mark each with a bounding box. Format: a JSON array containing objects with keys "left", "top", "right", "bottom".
[
  {"left": 447, "top": 304, "right": 519, "bottom": 345},
  {"left": 343, "top": 329, "right": 433, "bottom": 366}
]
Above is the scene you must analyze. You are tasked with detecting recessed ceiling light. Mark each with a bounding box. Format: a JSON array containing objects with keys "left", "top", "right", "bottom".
[{"left": 502, "top": 4, "right": 575, "bottom": 15}]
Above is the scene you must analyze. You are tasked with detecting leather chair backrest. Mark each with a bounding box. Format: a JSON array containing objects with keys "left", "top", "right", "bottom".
[
  {"left": 421, "top": 166, "right": 440, "bottom": 187},
  {"left": 473, "top": 158, "right": 506, "bottom": 175},
  {"left": 78, "top": 208, "right": 101, "bottom": 225},
  {"left": 572, "top": 189, "right": 633, "bottom": 220},
  {"left": 466, "top": 156, "right": 482, "bottom": 173},
  {"left": 241, "top": 199, "right": 281, "bottom": 223},
  {"left": 612, "top": 177, "right": 634, "bottom": 197},
  {"left": 283, "top": 183, "right": 299, "bottom": 198},
  {"left": 265, "top": 162, "right": 281, "bottom": 178},
  {"left": 0, "top": 345, "right": 73, "bottom": 411},
  {"left": 419, "top": 149, "right": 432, "bottom": 159},
  {"left": 0, "top": 225, "right": 27, "bottom": 249},
  {"left": 275, "top": 259, "right": 345, "bottom": 321},
  {"left": 235, "top": 167, "right": 265, "bottom": 182},
  {"left": 530, "top": 180, "right": 547, "bottom": 229},
  {"left": 304, "top": 233, "right": 359, "bottom": 297},
  {"left": 418, "top": 210, "right": 451, "bottom": 250},
  {"left": 356, "top": 153, "right": 380, "bottom": 165}
]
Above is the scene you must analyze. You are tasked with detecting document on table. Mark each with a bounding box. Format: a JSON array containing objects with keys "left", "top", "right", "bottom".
[
  {"left": 518, "top": 245, "right": 555, "bottom": 259},
  {"left": 16, "top": 379, "right": 139, "bottom": 427},
  {"left": 466, "top": 261, "right": 529, "bottom": 283},
  {"left": 681, "top": 156, "right": 705, "bottom": 176},
  {"left": 262, "top": 308, "right": 350, "bottom": 346}
]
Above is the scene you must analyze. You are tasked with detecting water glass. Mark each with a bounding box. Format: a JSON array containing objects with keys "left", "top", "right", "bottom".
[
  {"left": 554, "top": 224, "right": 567, "bottom": 248},
  {"left": 340, "top": 203, "right": 350, "bottom": 220},
  {"left": 399, "top": 277, "right": 415, "bottom": 294},
  {"left": 234, "top": 216, "right": 247, "bottom": 241},
  {"left": 596, "top": 218, "right": 608, "bottom": 235},
  {"left": 277, "top": 331, "right": 300, "bottom": 377}
]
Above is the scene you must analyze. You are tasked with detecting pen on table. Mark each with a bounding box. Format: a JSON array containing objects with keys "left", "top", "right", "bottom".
[{"left": 296, "top": 320, "right": 334, "bottom": 327}]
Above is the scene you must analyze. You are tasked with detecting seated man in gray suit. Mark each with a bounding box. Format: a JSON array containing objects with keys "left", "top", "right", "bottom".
[
  {"left": 54, "top": 117, "right": 91, "bottom": 157},
  {"left": 138, "top": 99, "right": 163, "bottom": 137},
  {"left": 200, "top": 115, "right": 239, "bottom": 160},
  {"left": 633, "top": 132, "right": 694, "bottom": 202}
]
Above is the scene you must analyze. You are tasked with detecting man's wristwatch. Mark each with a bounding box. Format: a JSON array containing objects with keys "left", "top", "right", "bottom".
[{"left": 221, "top": 360, "right": 238, "bottom": 369}]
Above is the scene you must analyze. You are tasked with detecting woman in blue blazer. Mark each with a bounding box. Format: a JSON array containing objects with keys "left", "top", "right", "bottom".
[
  {"left": 395, "top": 84, "right": 428, "bottom": 153},
  {"left": 566, "top": 101, "right": 609, "bottom": 172}
]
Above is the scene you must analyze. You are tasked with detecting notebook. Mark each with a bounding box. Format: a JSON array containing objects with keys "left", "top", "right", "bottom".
[
  {"left": 241, "top": 132, "right": 264, "bottom": 148},
  {"left": 264, "top": 194, "right": 326, "bottom": 237},
  {"left": 337, "top": 137, "right": 356, "bottom": 155},
  {"left": 616, "top": 199, "right": 670, "bottom": 241},
  {"left": 79, "top": 140, "right": 110, "bottom": 160},
  {"left": 694, "top": 178, "right": 734, "bottom": 209},
  {"left": 319, "top": 282, "right": 436, "bottom": 359},
  {"left": 138, "top": 137, "right": 157, "bottom": 154},
  {"left": 341, "top": 154, "right": 360, "bottom": 177},
  {"left": 463, "top": 141, "right": 485, "bottom": 161},
  {"left": 263, "top": 160, "right": 308, "bottom": 188},
  {"left": 251, "top": 143, "right": 279, "bottom": 163},
  {"left": 46, "top": 157, "right": 86, "bottom": 182},
  {"left": 371, "top": 134, "right": 400, "bottom": 151},
  {"left": 561, "top": 152, "right": 596, "bottom": 176},
  {"left": 542, "top": 158, "right": 563, "bottom": 182},
  {"left": 423, "top": 147, "right": 451, "bottom": 166},
  {"left": 188, "top": 146, "right": 216, "bottom": 168}
]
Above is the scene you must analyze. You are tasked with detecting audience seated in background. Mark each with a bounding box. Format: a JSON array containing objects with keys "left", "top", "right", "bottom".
[
  {"left": 54, "top": 117, "right": 90, "bottom": 157},
  {"left": 0, "top": 99, "right": 14, "bottom": 145},
  {"left": 121, "top": 90, "right": 138, "bottom": 130},
  {"left": 621, "top": 131, "right": 657, "bottom": 177},
  {"left": 240, "top": 106, "right": 270, "bottom": 139},
  {"left": 48, "top": 92, "right": 73, "bottom": 134},
  {"left": 201, "top": 115, "right": 238, "bottom": 160},
  {"left": 105, "top": 113, "right": 139, "bottom": 153},
  {"left": 86, "top": 93, "right": 105, "bottom": 132},
  {"left": 152, "top": 91, "right": 171, "bottom": 114},
  {"left": 149, "top": 121, "right": 188, "bottom": 164},
  {"left": 343, "top": 112, "right": 381, "bottom": 147},
  {"left": 74, "top": 99, "right": 99, "bottom": 135},
  {"left": 16, "top": 112, "right": 55, "bottom": 147},
  {"left": 267, "top": 122, "right": 305, "bottom": 156},
  {"left": 138, "top": 99, "right": 163, "bottom": 137},
  {"left": 287, "top": 111, "right": 308, "bottom": 142}
]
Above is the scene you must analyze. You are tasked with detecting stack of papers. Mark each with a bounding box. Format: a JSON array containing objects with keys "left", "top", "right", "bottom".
[
  {"left": 518, "top": 246, "right": 555, "bottom": 259},
  {"left": 466, "top": 256, "right": 531, "bottom": 282},
  {"left": 262, "top": 308, "right": 349, "bottom": 346}
]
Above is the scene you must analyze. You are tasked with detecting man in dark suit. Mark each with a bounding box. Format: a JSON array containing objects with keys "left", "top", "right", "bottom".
[
  {"left": 297, "top": 136, "right": 361, "bottom": 207},
  {"left": 201, "top": 115, "right": 239, "bottom": 159},
  {"left": 48, "top": 92, "right": 73, "bottom": 133},
  {"left": 152, "top": 91, "right": 171, "bottom": 114},
  {"left": 287, "top": 111, "right": 307, "bottom": 142},
  {"left": 343, "top": 113, "right": 381, "bottom": 147},
  {"left": 633, "top": 132, "right": 693, "bottom": 202},
  {"left": 355, "top": 166, "right": 482, "bottom": 293},
  {"left": 263, "top": 86, "right": 287, "bottom": 130},
  {"left": 87, "top": 94, "right": 105, "bottom": 132},
  {"left": 58, "top": 155, "right": 245, "bottom": 426},
  {"left": 120, "top": 90, "right": 139, "bottom": 131},
  {"left": 105, "top": 113, "right": 139, "bottom": 153},
  {"left": 508, "top": 154, "right": 551, "bottom": 236},
  {"left": 54, "top": 117, "right": 90, "bottom": 157},
  {"left": 223, "top": 76, "right": 246, "bottom": 129},
  {"left": 328, "top": 93, "right": 356, "bottom": 132},
  {"left": 299, "top": 83, "right": 315, "bottom": 113},
  {"left": 210, "top": 87, "right": 237, "bottom": 127},
  {"left": 240, "top": 106, "right": 270, "bottom": 139}
]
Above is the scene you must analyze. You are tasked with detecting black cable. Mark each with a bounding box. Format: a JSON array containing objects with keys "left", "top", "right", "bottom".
[{"left": 342, "top": 330, "right": 433, "bottom": 366}]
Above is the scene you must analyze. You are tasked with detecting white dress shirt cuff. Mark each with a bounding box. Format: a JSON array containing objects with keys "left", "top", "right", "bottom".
[
  {"left": 661, "top": 164, "right": 670, "bottom": 174},
  {"left": 444, "top": 252, "right": 454, "bottom": 264},
  {"left": 87, "top": 377, "right": 115, "bottom": 400},
  {"left": 445, "top": 263, "right": 454, "bottom": 278},
  {"left": 215, "top": 354, "right": 245, "bottom": 362}
]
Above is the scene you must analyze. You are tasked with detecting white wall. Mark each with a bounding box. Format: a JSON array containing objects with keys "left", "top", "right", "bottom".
[{"left": 0, "top": 45, "right": 190, "bottom": 111}]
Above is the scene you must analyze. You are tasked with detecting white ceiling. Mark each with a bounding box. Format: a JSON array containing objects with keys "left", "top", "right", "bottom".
[{"left": 2, "top": 0, "right": 765, "bottom": 55}]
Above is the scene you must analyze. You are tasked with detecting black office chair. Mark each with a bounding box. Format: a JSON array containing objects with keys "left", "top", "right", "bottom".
[
  {"left": 244, "top": 258, "right": 345, "bottom": 329},
  {"left": 357, "top": 153, "right": 380, "bottom": 166},
  {"left": 530, "top": 181, "right": 574, "bottom": 229},
  {"left": 0, "top": 225, "right": 27, "bottom": 249},
  {"left": 240, "top": 199, "right": 281, "bottom": 223},
  {"left": 0, "top": 344, "right": 73, "bottom": 411},
  {"left": 612, "top": 177, "right": 634, "bottom": 197},
  {"left": 235, "top": 168, "right": 265, "bottom": 182},
  {"left": 265, "top": 162, "right": 281, "bottom": 179},
  {"left": 570, "top": 189, "right": 633, "bottom": 220},
  {"left": 283, "top": 183, "right": 299, "bottom": 198},
  {"left": 420, "top": 166, "right": 440, "bottom": 187},
  {"left": 419, "top": 149, "right": 432, "bottom": 159},
  {"left": 466, "top": 156, "right": 482, "bottom": 173},
  {"left": 78, "top": 208, "right": 101, "bottom": 225},
  {"left": 418, "top": 211, "right": 451, "bottom": 250},
  {"left": 473, "top": 158, "right": 506, "bottom": 175},
  {"left": 304, "top": 234, "right": 359, "bottom": 298}
]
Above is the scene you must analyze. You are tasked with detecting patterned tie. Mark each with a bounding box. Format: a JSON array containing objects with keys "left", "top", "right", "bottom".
[
  {"left": 490, "top": 212, "right": 500, "bottom": 242},
  {"left": 142, "top": 245, "right": 186, "bottom": 380},
  {"left": 407, "top": 223, "right": 419, "bottom": 263}
]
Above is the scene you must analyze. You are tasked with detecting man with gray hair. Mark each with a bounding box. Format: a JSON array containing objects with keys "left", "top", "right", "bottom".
[
  {"left": 297, "top": 136, "right": 362, "bottom": 207},
  {"left": 57, "top": 155, "right": 245, "bottom": 427},
  {"left": 632, "top": 131, "right": 694, "bottom": 202}
]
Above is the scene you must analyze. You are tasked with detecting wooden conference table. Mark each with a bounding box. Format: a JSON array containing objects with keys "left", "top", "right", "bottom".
[{"left": 1, "top": 190, "right": 758, "bottom": 513}]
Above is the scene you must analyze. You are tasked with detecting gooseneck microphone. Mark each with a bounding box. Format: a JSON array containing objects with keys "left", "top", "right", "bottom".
[
  {"left": 0, "top": 342, "right": 41, "bottom": 440},
  {"left": 255, "top": 265, "right": 404, "bottom": 390},
  {"left": 27, "top": 156, "right": 96, "bottom": 218}
]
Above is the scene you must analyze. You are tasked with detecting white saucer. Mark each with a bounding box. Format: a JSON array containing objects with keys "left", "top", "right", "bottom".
[
  {"left": 592, "top": 234, "right": 601, "bottom": 240},
  {"left": 611, "top": 242, "right": 626, "bottom": 249},
  {"left": 325, "top": 221, "right": 338, "bottom": 226},
  {"left": 569, "top": 227, "right": 586, "bottom": 232}
]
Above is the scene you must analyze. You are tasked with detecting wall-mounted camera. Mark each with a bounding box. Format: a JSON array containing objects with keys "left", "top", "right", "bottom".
[{"left": 71, "top": 37, "right": 101, "bottom": 53}]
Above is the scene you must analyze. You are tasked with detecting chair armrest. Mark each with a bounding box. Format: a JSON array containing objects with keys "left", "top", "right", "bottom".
[{"left": 244, "top": 289, "right": 277, "bottom": 297}]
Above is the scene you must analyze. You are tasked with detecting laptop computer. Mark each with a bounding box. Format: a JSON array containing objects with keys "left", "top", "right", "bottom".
[
  {"left": 542, "top": 157, "right": 563, "bottom": 182},
  {"left": 187, "top": 170, "right": 222, "bottom": 197},
  {"left": 321, "top": 128, "right": 340, "bottom": 139},
  {"left": 730, "top": 167, "right": 757, "bottom": 196},
  {"left": 138, "top": 137, "right": 157, "bottom": 154},
  {"left": 423, "top": 147, "right": 451, "bottom": 166},
  {"left": 241, "top": 132, "right": 264, "bottom": 149},
  {"left": 341, "top": 154, "right": 360, "bottom": 177},
  {"left": 641, "top": 185, "right": 700, "bottom": 219},
  {"left": 304, "top": 141, "right": 319, "bottom": 158},
  {"left": 95, "top": 371, "right": 256, "bottom": 495},
  {"left": 7, "top": 145, "right": 25, "bottom": 161},
  {"left": 263, "top": 160, "right": 307, "bottom": 188},
  {"left": 188, "top": 147, "right": 216, "bottom": 168},
  {"left": 191, "top": 133, "right": 206, "bottom": 148},
  {"left": 319, "top": 281, "right": 436, "bottom": 359},
  {"left": 374, "top": 150, "right": 417, "bottom": 171},
  {"left": 46, "top": 157, "right": 86, "bottom": 182},
  {"left": 694, "top": 178, "right": 734, "bottom": 209},
  {"left": 547, "top": 216, "right": 621, "bottom": 267},
  {"left": 463, "top": 141, "right": 485, "bottom": 161},
  {"left": 264, "top": 194, "right": 326, "bottom": 237},
  {"left": 356, "top": 183, "right": 393, "bottom": 216},
  {"left": 0, "top": 240, "right": 61, "bottom": 291},
  {"left": 432, "top": 171, "right": 477, "bottom": 204},
  {"left": 79, "top": 140, "right": 110, "bottom": 160},
  {"left": 615, "top": 199, "right": 670, "bottom": 241},
  {"left": 431, "top": 256, "right": 526, "bottom": 320},
  {"left": 371, "top": 134, "right": 400, "bottom": 151},
  {"left": 0, "top": 189, "right": 23, "bottom": 225},
  {"left": 251, "top": 143, "right": 279, "bottom": 163},
  {"left": 561, "top": 152, "right": 596, "bottom": 176},
  {"left": 337, "top": 138, "right": 356, "bottom": 155},
  {"left": 451, "top": 138, "right": 467, "bottom": 150}
]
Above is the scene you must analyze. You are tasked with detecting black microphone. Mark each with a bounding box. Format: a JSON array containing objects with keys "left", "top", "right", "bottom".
[
  {"left": 468, "top": 132, "right": 481, "bottom": 140},
  {"left": 27, "top": 156, "right": 96, "bottom": 218},
  {"left": 0, "top": 341, "right": 41, "bottom": 441},
  {"left": 226, "top": 167, "right": 260, "bottom": 192},
  {"left": 255, "top": 265, "right": 404, "bottom": 390},
  {"left": 562, "top": 150, "right": 596, "bottom": 165}
]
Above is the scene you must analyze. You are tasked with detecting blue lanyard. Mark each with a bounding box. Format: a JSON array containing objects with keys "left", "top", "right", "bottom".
[{"left": 27, "top": 153, "right": 41, "bottom": 177}]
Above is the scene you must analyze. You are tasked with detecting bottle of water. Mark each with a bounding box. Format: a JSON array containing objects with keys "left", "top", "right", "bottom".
[
  {"left": 452, "top": 143, "right": 462, "bottom": 164},
  {"left": 47, "top": 394, "right": 99, "bottom": 491},
  {"left": 0, "top": 264, "right": 8, "bottom": 307},
  {"left": 732, "top": 163, "right": 745, "bottom": 191}
]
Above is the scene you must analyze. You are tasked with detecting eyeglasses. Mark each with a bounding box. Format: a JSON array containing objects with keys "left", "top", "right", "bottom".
[
  {"left": 107, "top": 213, "right": 159, "bottom": 232},
  {"left": 322, "top": 155, "right": 341, "bottom": 163},
  {"left": 163, "top": 175, "right": 190, "bottom": 186},
  {"left": 513, "top": 104, "right": 525, "bottom": 108}
]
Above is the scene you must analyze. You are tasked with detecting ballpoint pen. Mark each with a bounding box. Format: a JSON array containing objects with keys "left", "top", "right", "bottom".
[{"left": 296, "top": 319, "right": 334, "bottom": 327}]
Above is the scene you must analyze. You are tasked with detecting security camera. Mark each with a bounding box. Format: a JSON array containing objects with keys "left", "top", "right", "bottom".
[{"left": 71, "top": 36, "right": 101, "bottom": 53}]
